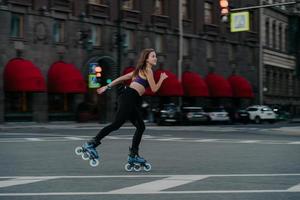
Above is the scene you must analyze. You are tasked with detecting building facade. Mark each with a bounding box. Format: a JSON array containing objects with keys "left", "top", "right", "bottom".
[
  {"left": 0, "top": 0, "right": 262, "bottom": 123},
  {"left": 262, "top": 0, "right": 300, "bottom": 116}
]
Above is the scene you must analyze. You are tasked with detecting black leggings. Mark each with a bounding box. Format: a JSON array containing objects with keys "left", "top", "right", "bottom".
[{"left": 92, "top": 87, "right": 145, "bottom": 152}]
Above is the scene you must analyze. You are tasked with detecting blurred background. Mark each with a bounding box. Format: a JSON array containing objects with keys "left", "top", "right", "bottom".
[{"left": 0, "top": 0, "right": 299, "bottom": 124}]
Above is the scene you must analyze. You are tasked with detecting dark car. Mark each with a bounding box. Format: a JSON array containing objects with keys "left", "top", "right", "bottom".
[
  {"left": 272, "top": 107, "right": 292, "bottom": 121},
  {"left": 156, "top": 103, "right": 181, "bottom": 125},
  {"left": 234, "top": 109, "right": 250, "bottom": 124},
  {"left": 181, "top": 106, "right": 209, "bottom": 124}
]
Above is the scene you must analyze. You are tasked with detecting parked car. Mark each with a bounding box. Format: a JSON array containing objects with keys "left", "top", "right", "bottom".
[
  {"left": 246, "top": 105, "right": 277, "bottom": 124},
  {"left": 155, "top": 103, "right": 181, "bottom": 125},
  {"left": 181, "top": 106, "right": 209, "bottom": 124},
  {"left": 272, "top": 107, "right": 292, "bottom": 121},
  {"left": 204, "top": 107, "right": 230, "bottom": 123},
  {"left": 234, "top": 109, "right": 251, "bottom": 124}
]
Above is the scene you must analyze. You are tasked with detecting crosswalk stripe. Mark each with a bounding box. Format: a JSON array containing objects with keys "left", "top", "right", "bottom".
[
  {"left": 26, "top": 138, "right": 43, "bottom": 141},
  {"left": 288, "top": 183, "right": 300, "bottom": 191},
  {"left": 0, "top": 177, "right": 53, "bottom": 188},
  {"left": 109, "top": 175, "right": 208, "bottom": 194},
  {"left": 64, "top": 137, "right": 83, "bottom": 141}
]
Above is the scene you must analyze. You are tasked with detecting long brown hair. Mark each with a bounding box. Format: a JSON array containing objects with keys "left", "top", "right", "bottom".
[{"left": 132, "top": 48, "right": 155, "bottom": 78}]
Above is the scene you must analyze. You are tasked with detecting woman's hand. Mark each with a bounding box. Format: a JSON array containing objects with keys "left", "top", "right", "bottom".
[
  {"left": 160, "top": 72, "right": 168, "bottom": 81},
  {"left": 96, "top": 86, "right": 108, "bottom": 95}
]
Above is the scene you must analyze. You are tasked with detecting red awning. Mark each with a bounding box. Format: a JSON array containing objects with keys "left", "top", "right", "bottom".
[
  {"left": 182, "top": 71, "right": 209, "bottom": 97},
  {"left": 155, "top": 69, "right": 184, "bottom": 96},
  {"left": 228, "top": 75, "right": 254, "bottom": 98},
  {"left": 48, "top": 61, "right": 87, "bottom": 93},
  {"left": 205, "top": 73, "right": 233, "bottom": 97},
  {"left": 4, "top": 58, "right": 46, "bottom": 92},
  {"left": 122, "top": 66, "right": 135, "bottom": 86},
  {"left": 122, "top": 66, "right": 155, "bottom": 96}
]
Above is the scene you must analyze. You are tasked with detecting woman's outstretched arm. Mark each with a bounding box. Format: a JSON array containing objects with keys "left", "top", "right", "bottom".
[{"left": 97, "top": 71, "right": 133, "bottom": 94}]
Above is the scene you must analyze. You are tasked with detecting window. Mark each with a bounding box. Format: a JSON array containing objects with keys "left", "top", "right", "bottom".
[
  {"left": 265, "top": 18, "right": 270, "bottom": 47},
  {"left": 5, "top": 92, "right": 32, "bottom": 113},
  {"left": 88, "top": 0, "right": 104, "bottom": 5},
  {"left": 10, "top": 13, "right": 24, "bottom": 38},
  {"left": 154, "top": 0, "right": 164, "bottom": 15},
  {"left": 48, "top": 94, "right": 73, "bottom": 113},
  {"left": 124, "top": 30, "right": 135, "bottom": 50},
  {"left": 284, "top": 26, "right": 288, "bottom": 52},
  {"left": 183, "top": 37, "right": 190, "bottom": 56},
  {"left": 91, "top": 25, "right": 102, "bottom": 46},
  {"left": 155, "top": 34, "right": 164, "bottom": 53},
  {"left": 204, "top": 2, "right": 213, "bottom": 24},
  {"left": 272, "top": 21, "right": 276, "bottom": 49},
  {"left": 182, "top": 0, "right": 189, "bottom": 20},
  {"left": 53, "top": 20, "right": 65, "bottom": 43},
  {"left": 123, "top": 0, "right": 134, "bottom": 10},
  {"left": 206, "top": 41, "right": 214, "bottom": 59},
  {"left": 278, "top": 24, "right": 282, "bottom": 50}
]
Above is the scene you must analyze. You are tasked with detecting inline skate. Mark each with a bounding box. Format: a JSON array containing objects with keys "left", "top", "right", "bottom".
[
  {"left": 124, "top": 148, "right": 151, "bottom": 172},
  {"left": 75, "top": 142, "right": 100, "bottom": 167}
]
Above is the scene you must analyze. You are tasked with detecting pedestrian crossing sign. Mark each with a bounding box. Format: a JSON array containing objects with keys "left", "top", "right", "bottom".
[{"left": 230, "top": 11, "right": 250, "bottom": 32}]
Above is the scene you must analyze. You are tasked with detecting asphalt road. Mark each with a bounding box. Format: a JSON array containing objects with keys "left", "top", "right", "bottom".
[{"left": 0, "top": 123, "right": 300, "bottom": 200}]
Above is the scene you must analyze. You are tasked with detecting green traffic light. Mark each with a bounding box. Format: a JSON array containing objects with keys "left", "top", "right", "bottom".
[{"left": 106, "top": 79, "right": 112, "bottom": 84}]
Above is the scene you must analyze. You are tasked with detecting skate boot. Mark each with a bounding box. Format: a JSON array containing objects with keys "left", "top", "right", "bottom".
[
  {"left": 75, "top": 141, "right": 100, "bottom": 167},
  {"left": 124, "top": 147, "right": 151, "bottom": 172}
]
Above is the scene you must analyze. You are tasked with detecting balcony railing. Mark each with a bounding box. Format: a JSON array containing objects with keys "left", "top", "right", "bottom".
[
  {"left": 151, "top": 14, "right": 170, "bottom": 28},
  {"left": 121, "top": 9, "right": 141, "bottom": 23},
  {"left": 6, "top": 0, "right": 32, "bottom": 6},
  {"left": 87, "top": 3, "right": 109, "bottom": 18},
  {"left": 49, "top": 0, "right": 71, "bottom": 12}
]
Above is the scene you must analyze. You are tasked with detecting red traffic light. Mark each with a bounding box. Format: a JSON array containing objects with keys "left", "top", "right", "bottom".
[
  {"left": 95, "top": 66, "right": 102, "bottom": 73},
  {"left": 95, "top": 66, "right": 102, "bottom": 78},
  {"left": 220, "top": 0, "right": 229, "bottom": 8},
  {"left": 220, "top": 0, "right": 229, "bottom": 22}
]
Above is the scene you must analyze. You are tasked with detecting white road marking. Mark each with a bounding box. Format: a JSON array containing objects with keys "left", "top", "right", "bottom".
[
  {"left": 0, "top": 135, "right": 300, "bottom": 145},
  {"left": 155, "top": 138, "right": 184, "bottom": 141},
  {"left": 0, "top": 177, "right": 53, "bottom": 188},
  {"left": 26, "top": 138, "right": 43, "bottom": 141},
  {"left": 288, "top": 183, "right": 300, "bottom": 191},
  {"left": 64, "top": 137, "right": 83, "bottom": 141},
  {"left": 195, "top": 139, "right": 218, "bottom": 142},
  {"left": 110, "top": 175, "right": 208, "bottom": 194},
  {"left": 289, "top": 141, "right": 300, "bottom": 144},
  {"left": 238, "top": 140, "right": 260, "bottom": 144},
  {"left": 0, "top": 174, "right": 300, "bottom": 196}
]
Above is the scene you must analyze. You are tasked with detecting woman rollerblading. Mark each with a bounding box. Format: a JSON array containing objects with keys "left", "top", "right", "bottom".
[{"left": 75, "top": 48, "right": 168, "bottom": 170}]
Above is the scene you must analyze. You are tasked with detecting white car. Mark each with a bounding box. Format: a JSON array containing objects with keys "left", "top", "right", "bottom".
[
  {"left": 204, "top": 107, "right": 230, "bottom": 123},
  {"left": 246, "top": 105, "right": 277, "bottom": 124}
]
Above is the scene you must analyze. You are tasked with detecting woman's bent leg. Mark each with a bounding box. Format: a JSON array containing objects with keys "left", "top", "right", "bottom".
[{"left": 130, "top": 113, "right": 145, "bottom": 153}]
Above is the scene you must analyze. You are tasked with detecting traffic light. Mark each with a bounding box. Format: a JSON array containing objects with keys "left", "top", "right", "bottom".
[
  {"left": 95, "top": 66, "right": 102, "bottom": 84},
  {"left": 220, "top": 0, "right": 229, "bottom": 22}
]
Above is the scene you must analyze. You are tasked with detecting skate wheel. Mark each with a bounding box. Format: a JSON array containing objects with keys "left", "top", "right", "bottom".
[
  {"left": 75, "top": 147, "right": 83, "bottom": 155},
  {"left": 133, "top": 164, "right": 141, "bottom": 172},
  {"left": 90, "top": 159, "right": 99, "bottom": 167},
  {"left": 125, "top": 163, "right": 134, "bottom": 172},
  {"left": 82, "top": 152, "right": 90, "bottom": 160},
  {"left": 143, "top": 163, "right": 152, "bottom": 172}
]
